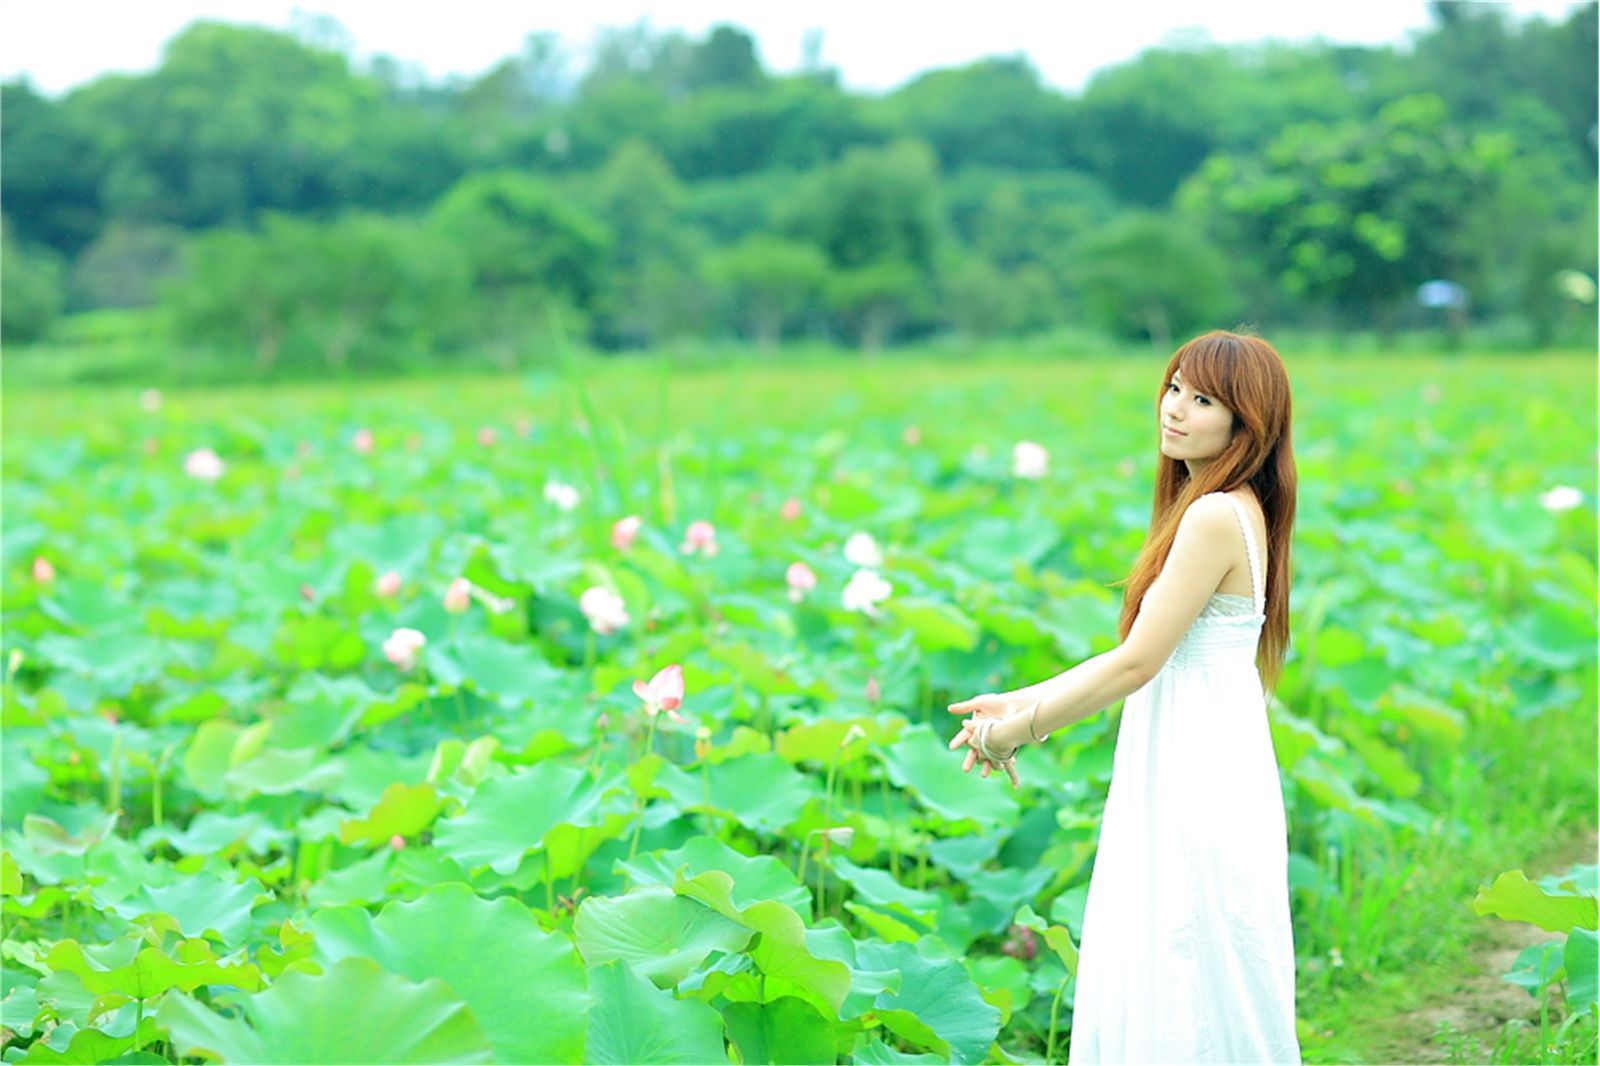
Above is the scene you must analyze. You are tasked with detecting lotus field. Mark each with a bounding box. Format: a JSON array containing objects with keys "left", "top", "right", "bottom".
[{"left": 1, "top": 353, "right": 1596, "bottom": 1064}]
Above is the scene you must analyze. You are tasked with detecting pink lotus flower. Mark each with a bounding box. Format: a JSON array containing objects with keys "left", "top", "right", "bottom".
[
  {"left": 443, "top": 577, "right": 473, "bottom": 613},
  {"left": 183, "top": 448, "right": 225, "bottom": 481},
  {"left": 32, "top": 556, "right": 56, "bottom": 584},
  {"left": 375, "top": 570, "right": 402, "bottom": 598},
  {"left": 823, "top": 826, "right": 855, "bottom": 847},
  {"left": 389, "top": 834, "right": 406, "bottom": 850},
  {"left": 1012, "top": 440, "right": 1049, "bottom": 479},
  {"left": 786, "top": 561, "right": 817, "bottom": 603},
  {"left": 579, "top": 586, "right": 629, "bottom": 634},
  {"left": 476, "top": 426, "right": 498, "bottom": 448},
  {"left": 612, "top": 515, "right": 643, "bottom": 551},
  {"left": 299, "top": 583, "right": 316, "bottom": 602},
  {"left": 139, "top": 388, "right": 163, "bottom": 413},
  {"left": 632, "top": 664, "right": 687, "bottom": 724},
  {"left": 679, "top": 519, "right": 719, "bottom": 556},
  {"left": 865, "top": 677, "right": 881, "bottom": 704},
  {"left": 382, "top": 627, "right": 427, "bottom": 671},
  {"left": 544, "top": 480, "right": 580, "bottom": 512},
  {"left": 353, "top": 427, "right": 374, "bottom": 454},
  {"left": 902, "top": 424, "right": 922, "bottom": 446},
  {"left": 780, "top": 498, "right": 803, "bottom": 522}
]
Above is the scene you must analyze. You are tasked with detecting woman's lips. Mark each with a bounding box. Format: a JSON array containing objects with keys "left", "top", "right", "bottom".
[{"left": 1164, "top": 426, "right": 1186, "bottom": 437}]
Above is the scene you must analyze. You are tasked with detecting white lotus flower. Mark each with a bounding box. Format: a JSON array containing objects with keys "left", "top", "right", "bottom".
[
  {"left": 544, "top": 480, "right": 580, "bottom": 512},
  {"left": 1539, "top": 485, "right": 1583, "bottom": 512},
  {"left": 183, "top": 448, "right": 225, "bottom": 480},
  {"left": 579, "top": 585, "right": 629, "bottom": 635},
  {"left": 1012, "top": 440, "right": 1049, "bottom": 479},
  {"left": 842, "top": 568, "right": 892, "bottom": 618},
  {"left": 382, "top": 627, "right": 427, "bottom": 671},
  {"left": 843, "top": 532, "right": 883, "bottom": 568}
]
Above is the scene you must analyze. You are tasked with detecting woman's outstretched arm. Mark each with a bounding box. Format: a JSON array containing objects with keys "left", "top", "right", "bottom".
[{"left": 981, "top": 494, "right": 1240, "bottom": 753}]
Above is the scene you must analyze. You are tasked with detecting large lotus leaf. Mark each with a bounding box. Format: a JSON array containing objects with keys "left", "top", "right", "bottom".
[
  {"left": 1473, "top": 870, "right": 1599, "bottom": 932},
  {"left": 855, "top": 939, "right": 1000, "bottom": 1064},
  {"left": 271, "top": 615, "right": 367, "bottom": 672},
  {"left": 884, "top": 598, "right": 980, "bottom": 653},
  {"left": 34, "top": 631, "right": 165, "bottom": 683},
  {"left": 880, "top": 725, "right": 1019, "bottom": 825},
  {"left": 327, "top": 514, "right": 443, "bottom": 574},
  {"left": 310, "top": 882, "right": 588, "bottom": 1065},
  {"left": 674, "top": 868, "right": 850, "bottom": 1015},
  {"left": 1504, "top": 939, "right": 1566, "bottom": 995},
  {"left": 270, "top": 674, "right": 379, "bottom": 749},
  {"left": 181, "top": 720, "right": 244, "bottom": 799},
  {"left": 1, "top": 984, "right": 38, "bottom": 1034},
  {"left": 330, "top": 743, "right": 435, "bottom": 810},
  {"left": 138, "top": 811, "right": 291, "bottom": 858},
  {"left": 1567, "top": 928, "right": 1598, "bottom": 1016},
  {"left": 613, "top": 835, "right": 811, "bottom": 915},
  {"left": 705, "top": 753, "right": 820, "bottom": 833},
  {"left": 1, "top": 850, "right": 21, "bottom": 895},
  {"left": 1506, "top": 597, "right": 1598, "bottom": 671},
  {"left": 427, "top": 634, "right": 566, "bottom": 702},
  {"left": 21, "top": 811, "right": 118, "bottom": 858},
  {"left": 100, "top": 872, "right": 266, "bottom": 943},
  {"left": 831, "top": 857, "right": 939, "bottom": 911},
  {"left": 585, "top": 959, "right": 730, "bottom": 1065},
  {"left": 12, "top": 1010, "right": 162, "bottom": 1065},
  {"left": 432, "top": 763, "right": 630, "bottom": 875},
  {"left": 35, "top": 577, "right": 133, "bottom": 629},
  {"left": 158, "top": 955, "right": 494, "bottom": 1064},
  {"left": 2, "top": 735, "right": 50, "bottom": 829},
  {"left": 574, "top": 883, "right": 752, "bottom": 989},
  {"left": 851, "top": 1037, "right": 948, "bottom": 1064},
  {"left": 1540, "top": 863, "right": 1599, "bottom": 897},
  {"left": 773, "top": 718, "right": 888, "bottom": 767},
  {"left": 44, "top": 937, "right": 264, "bottom": 998},
  {"left": 722, "top": 995, "right": 837, "bottom": 1065},
  {"left": 799, "top": 925, "right": 901, "bottom": 1021},
  {"left": 306, "top": 850, "right": 394, "bottom": 908},
  {"left": 339, "top": 782, "right": 441, "bottom": 846},
  {"left": 223, "top": 746, "right": 344, "bottom": 798}
]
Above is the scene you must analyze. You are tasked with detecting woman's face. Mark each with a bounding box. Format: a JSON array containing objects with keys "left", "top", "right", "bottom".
[{"left": 1160, "top": 367, "right": 1234, "bottom": 469}]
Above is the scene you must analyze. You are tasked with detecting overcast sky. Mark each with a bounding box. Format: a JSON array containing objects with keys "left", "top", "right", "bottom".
[{"left": 0, "top": 0, "right": 1588, "bottom": 97}]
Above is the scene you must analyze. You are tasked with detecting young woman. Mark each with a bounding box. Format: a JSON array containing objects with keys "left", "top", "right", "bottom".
[{"left": 947, "top": 330, "right": 1301, "bottom": 1063}]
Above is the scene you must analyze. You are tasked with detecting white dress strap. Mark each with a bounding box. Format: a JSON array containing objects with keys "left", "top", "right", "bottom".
[{"left": 1215, "top": 493, "right": 1264, "bottom": 615}]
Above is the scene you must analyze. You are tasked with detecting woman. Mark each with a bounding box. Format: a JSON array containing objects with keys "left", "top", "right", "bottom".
[{"left": 947, "top": 329, "right": 1301, "bottom": 1064}]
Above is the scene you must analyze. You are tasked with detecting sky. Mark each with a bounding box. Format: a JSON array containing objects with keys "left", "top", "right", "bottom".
[{"left": 0, "top": 0, "right": 1589, "bottom": 97}]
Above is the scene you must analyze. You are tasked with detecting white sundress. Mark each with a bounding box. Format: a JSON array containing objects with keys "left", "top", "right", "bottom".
[{"left": 1067, "top": 492, "right": 1301, "bottom": 1065}]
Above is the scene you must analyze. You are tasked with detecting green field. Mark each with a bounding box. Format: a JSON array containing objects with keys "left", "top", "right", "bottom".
[{"left": 2, "top": 351, "right": 1596, "bottom": 1064}]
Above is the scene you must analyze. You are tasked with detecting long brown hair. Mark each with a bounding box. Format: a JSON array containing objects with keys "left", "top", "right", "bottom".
[{"left": 1110, "top": 329, "right": 1297, "bottom": 698}]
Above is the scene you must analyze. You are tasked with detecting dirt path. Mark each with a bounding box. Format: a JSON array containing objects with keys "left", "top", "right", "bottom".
[{"left": 1373, "top": 826, "right": 1599, "bottom": 1064}]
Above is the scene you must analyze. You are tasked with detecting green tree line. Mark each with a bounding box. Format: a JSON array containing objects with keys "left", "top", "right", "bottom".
[{"left": 2, "top": 1, "right": 1595, "bottom": 363}]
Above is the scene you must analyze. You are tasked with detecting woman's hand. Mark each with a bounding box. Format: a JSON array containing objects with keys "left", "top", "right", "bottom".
[{"left": 946, "top": 692, "right": 1024, "bottom": 787}]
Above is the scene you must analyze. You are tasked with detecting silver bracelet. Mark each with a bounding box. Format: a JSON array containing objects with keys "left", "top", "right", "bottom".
[
  {"left": 1027, "top": 698, "right": 1051, "bottom": 743},
  {"left": 974, "top": 718, "right": 1016, "bottom": 763}
]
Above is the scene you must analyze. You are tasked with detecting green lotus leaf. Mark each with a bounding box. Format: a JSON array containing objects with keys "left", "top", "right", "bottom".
[
  {"left": 13, "top": 1010, "right": 162, "bottom": 1065},
  {"left": 585, "top": 959, "right": 730, "bottom": 1065},
  {"left": 575, "top": 883, "right": 752, "bottom": 989},
  {"left": 1, "top": 984, "right": 39, "bottom": 1034},
  {"left": 22, "top": 811, "right": 118, "bottom": 858},
  {"left": 2, "top": 849, "right": 22, "bottom": 895},
  {"left": 673, "top": 868, "right": 850, "bottom": 1015},
  {"left": 310, "top": 882, "right": 588, "bottom": 1064},
  {"left": 1540, "top": 863, "right": 1599, "bottom": 897},
  {"left": 850, "top": 1037, "right": 947, "bottom": 1064},
  {"left": 722, "top": 995, "right": 837, "bottom": 1065},
  {"left": 137, "top": 811, "right": 290, "bottom": 858},
  {"left": 427, "top": 634, "right": 566, "bottom": 702},
  {"left": 339, "top": 782, "right": 442, "bottom": 846},
  {"left": 1566, "top": 927, "right": 1598, "bottom": 1015},
  {"left": 855, "top": 939, "right": 1000, "bottom": 1064},
  {"left": 307, "top": 850, "right": 394, "bottom": 908},
  {"left": 831, "top": 856, "right": 939, "bottom": 911},
  {"left": 44, "top": 937, "right": 264, "bottom": 998},
  {"left": 432, "top": 762, "right": 630, "bottom": 876},
  {"left": 158, "top": 955, "right": 494, "bottom": 1064},
  {"left": 271, "top": 674, "right": 380, "bottom": 748},
  {"left": 613, "top": 835, "right": 811, "bottom": 915},
  {"left": 223, "top": 745, "right": 344, "bottom": 798},
  {"left": 880, "top": 725, "right": 1019, "bottom": 825},
  {"left": 1473, "top": 869, "right": 1599, "bottom": 932},
  {"left": 883, "top": 598, "right": 980, "bottom": 653},
  {"left": 101, "top": 872, "right": 266, "bottom": 943},
  {"left": 773, "top": 718, "right": 882, "bottom": 766}
]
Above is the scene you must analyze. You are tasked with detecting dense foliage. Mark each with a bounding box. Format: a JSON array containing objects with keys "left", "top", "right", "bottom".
[
  {"left": 1, "top": 2, "right": 1595, "bottom": 360},
  {"left": 2, "top": 354, "right": 1595, "bottom": 1061}
]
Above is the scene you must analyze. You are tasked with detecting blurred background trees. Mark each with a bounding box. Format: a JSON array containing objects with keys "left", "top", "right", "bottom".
[{"left": 2, "top": 1, "right": 1594, "bottom": 365}]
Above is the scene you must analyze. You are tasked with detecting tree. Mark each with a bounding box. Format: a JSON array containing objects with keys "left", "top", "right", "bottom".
[
  {"left": 427, "top": 171, "right": 610, "bottom": 362},
  {"left": 1072, "top": 213, "right": 1235, "bottom": 349},
  {"left": 0, "top": 81, "right": 104, "bottom": 254},
  {"left": 1177, "top": 94, "right": 1509, "bottom": 330},
  {"left": 1, "top": 219, "right": 65, "bottom": 344},
  {"left": 885, "top": 56, "right": 1073, "bottom": 172},
  {"left": 706, "top": 235, "right": 827, "bottom": 348}
]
